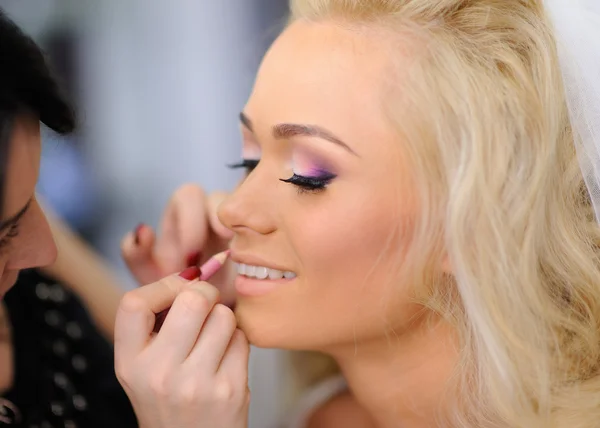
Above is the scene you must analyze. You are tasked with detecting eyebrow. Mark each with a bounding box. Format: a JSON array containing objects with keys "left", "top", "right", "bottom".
[
  {"left": 239, "top": 112, "right": 358, "bottom": 157},
  {"left": 0, "top": 199, "right": 32, "bottom": 232}
]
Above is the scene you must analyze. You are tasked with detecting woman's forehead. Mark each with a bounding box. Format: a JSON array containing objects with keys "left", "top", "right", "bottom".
[{"left": 246, "top": 21, "right": 398, "bottom": 153}]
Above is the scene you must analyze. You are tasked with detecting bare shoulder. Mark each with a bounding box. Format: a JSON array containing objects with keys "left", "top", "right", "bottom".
[{"left": 306, "top": 392, "right": 375, "bottom": 428}]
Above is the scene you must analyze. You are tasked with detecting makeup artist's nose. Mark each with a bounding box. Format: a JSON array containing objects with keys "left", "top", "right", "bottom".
[{"left": 218, "top": 171, "right": 276, "bottom": 236}]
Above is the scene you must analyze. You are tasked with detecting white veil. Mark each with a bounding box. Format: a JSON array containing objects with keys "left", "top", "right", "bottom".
[{"left": 544, "top": 0, "right": 600, "bottom": 221}]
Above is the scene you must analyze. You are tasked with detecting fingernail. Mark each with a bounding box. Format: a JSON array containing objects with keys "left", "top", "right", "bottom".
[
  {"left": 186, "top": 251, "right": 202, "bottom": 267},
  {"left": 178, "top": 266, "right": 201, "bottom": 280},
  {"left": 133, "top": 223, "right": 145, "bottom": 245}
]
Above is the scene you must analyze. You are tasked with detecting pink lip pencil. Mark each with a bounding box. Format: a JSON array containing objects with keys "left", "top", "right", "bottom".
[
  {"left": 153, "top": 250, "right": 230, "bottom": 333},
  {"left": 199, "top": 250, "right": 230, "bottom": 280}
]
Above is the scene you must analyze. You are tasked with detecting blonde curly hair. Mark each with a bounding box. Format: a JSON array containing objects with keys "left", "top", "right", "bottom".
[{"left": 284, "top": 1, "right": 600, "bottom": 426}]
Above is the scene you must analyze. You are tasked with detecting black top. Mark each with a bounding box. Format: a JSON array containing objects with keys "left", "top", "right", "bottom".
[{"left": 0, "top": 269, "right": 137, "bottom": 428}]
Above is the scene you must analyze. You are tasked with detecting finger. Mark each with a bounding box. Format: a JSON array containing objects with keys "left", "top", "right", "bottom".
[
  {"left": 151, "top": 281, "right": 220, "bottom": 363},
  {"left": 217, "top": 329, "right": 250, "bottom": 383},
  {"left": 121, "top": 224, "right": 162, "bottom": 285},
  {"left": 114, "top": 274, "right": 191, "bottom": 362},
  {"left": 174, "top": 185, "right": 212, "bottom": 255},
  {"left": 207, "top": 191, "right": 234, "bottom": 241},
  {"left": 155, "top": 184, "right": 210, "bottom": 273},
  {"left": 185, "top": 304, "right": 237, "bottom": 372}
]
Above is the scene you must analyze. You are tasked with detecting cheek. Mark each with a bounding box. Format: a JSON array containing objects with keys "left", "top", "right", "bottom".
[
  {"left": 286, "top": 185, "right": 411, "bottom": 318},
  {"left": 293, "top": 201, "right": 393, "bottom": 274}
]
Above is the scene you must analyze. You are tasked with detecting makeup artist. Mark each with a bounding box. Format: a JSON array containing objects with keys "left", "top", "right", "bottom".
[
  {"left": 0, "top": 9, "right": 247, "bottom": 427},
  {"left": 0, "top": 9, "right": 141, "bottom": 426}
]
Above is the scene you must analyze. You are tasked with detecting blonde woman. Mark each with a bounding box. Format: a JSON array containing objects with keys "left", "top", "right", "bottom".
[{"left": 114, "top": 0, "right": 600, "bottom": 427}]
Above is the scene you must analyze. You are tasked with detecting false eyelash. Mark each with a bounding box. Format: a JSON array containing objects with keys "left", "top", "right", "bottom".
[
  {"left": 0, "top": 223, "right": 20, "bottom": 249},
  {"left": 279, "top": 173, "right": 336, "bottom": 194},
  {"left": 229, "top": 160, "right": 336, "bottom": 194},
  {"left": 228, "top": 159, "right": 259, "bottom": 174}
]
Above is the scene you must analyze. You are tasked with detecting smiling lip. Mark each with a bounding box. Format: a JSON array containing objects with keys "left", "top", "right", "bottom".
[
  {"left": 234, "top": 275, "right": 294, "bottom": 297},
  {"left": 230, "top": 251, "right": 296, "bottom": 297},
  {"left": 229, "top": 252, "right": 292, "bottom": 273}
]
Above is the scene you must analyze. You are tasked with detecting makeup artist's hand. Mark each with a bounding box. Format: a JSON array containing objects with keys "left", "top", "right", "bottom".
[
  {"left": 121, "top": 184, "right": 237, "bottom": 306},
  {"left": 114, "top": 270, "right": 250, "bottom": 428}
]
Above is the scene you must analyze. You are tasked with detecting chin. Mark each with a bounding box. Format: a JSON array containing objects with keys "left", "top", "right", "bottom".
[
  {"left": 234, "top": 300, "right": 336, "bottom": 351},
  {"left": 235, "top": 300, "right": 302, "bottom": 349},
  {"left": 235, "top": 304, "right": 281, "bottom": 348}
]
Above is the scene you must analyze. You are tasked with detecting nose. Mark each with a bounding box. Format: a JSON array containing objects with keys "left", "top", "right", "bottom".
[
  {"left": 6, "top": 199, "right": 57, "bottom": 270},
  {"left": 218, "top": 168, "right": 277, "bottom": 236}
]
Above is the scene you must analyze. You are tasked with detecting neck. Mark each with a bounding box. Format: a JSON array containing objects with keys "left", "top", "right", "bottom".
[{"left": 327, "top": 318, "right": 458, "bottom": 428}]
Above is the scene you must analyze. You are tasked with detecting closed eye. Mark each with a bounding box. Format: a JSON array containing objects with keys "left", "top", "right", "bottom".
[
  {"left": 0, "top": 222, "right": 20, "bottom": 250},
  {"left": 279, "top": 173, "right": 336, "bottom": 194},
  {"left": 228, "top": 159, "right": 259, "bottom": 175}
]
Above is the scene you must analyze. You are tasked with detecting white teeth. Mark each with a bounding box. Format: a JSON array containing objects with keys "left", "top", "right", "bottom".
[
  {"left": 268, "top": 269, "right": 283, "bottom": 280},
  {"left": 255, "top": 267, "right": 268, "bottom": 280},
  {"left": 236, "top": 263, "right": 295, "bottom": 280}
]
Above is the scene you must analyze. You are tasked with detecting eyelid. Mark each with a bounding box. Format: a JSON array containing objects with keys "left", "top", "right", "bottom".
[
  {"left": 292, "top": 167, "right": 336, "bottom": 179},
  {"left": 240, "top": 126, "right": 254, "bottom": 137},
  {"left": 240, "top": 127, "right": 258, "bottom": 146},
  {"left": 7, "top": 222, "right": 19, "bottom": 236},
  {"left": 0, "top": 222, "right": 20, "bottom": 249},
  {"left": 241, "top": 139, "right": 261, "bottom": 160},
  {"left": 2, "top": 222, "right": 19, "bottom": 235}
]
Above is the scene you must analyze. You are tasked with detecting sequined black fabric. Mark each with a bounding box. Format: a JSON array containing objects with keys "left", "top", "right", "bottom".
[{"left": 0, "top": 269, "right": 137, "bottom": 428}]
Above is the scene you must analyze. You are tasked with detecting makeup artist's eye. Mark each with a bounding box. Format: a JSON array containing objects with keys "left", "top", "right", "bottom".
[
  {"left": 279, "top": 173, "right": 337, "bottom": 194},
  {"left": 228, "top": 159, "right": 259, "bottom": 175},
  {"left": 0, "top": 223, "right": 20, "bottom": 250}
]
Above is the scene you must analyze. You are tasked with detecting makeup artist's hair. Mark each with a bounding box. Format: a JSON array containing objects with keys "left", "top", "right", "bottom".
[
  {"left": 0, "top": 8, "right": 75, "bottom": 214},
  {"left": 288, "top": 0, "right": 600, "bottom": 426}
]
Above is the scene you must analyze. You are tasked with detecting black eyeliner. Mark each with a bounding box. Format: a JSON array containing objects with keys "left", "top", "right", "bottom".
[
  {"left": 279, "top": 173, "right": 336, "bottom": 192},
  {"left": 228, "top": 159, "right": 259, "bottom": 170}
]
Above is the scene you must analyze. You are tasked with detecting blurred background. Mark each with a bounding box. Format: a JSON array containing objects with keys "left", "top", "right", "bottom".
[{"left": 1, "top": 1, "right": 290, "bottom": 426}]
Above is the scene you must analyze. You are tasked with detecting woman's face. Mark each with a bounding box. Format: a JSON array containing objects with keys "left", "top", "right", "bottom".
[
  {"left": 219, "top": 20, "right": 423, "bottom": 352},
  {"left": 0, "top": 115, "right": 56, "bottom": 297}
]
